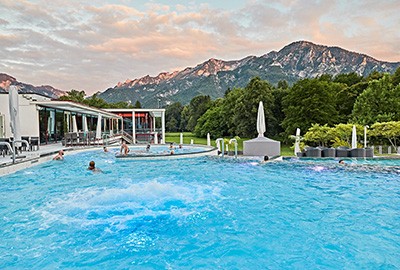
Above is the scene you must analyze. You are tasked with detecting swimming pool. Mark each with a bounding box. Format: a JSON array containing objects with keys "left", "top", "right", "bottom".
[
  {"left": 113, "top": 144, "right": 215, "bottom": 157},
  {"left": 1, "top": 151, "right": 399, "bottom": 268}
]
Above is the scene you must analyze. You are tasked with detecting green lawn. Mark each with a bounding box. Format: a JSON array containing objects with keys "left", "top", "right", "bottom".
[{"left": 165, "top": 132, "right": 295, "bottom": 156}]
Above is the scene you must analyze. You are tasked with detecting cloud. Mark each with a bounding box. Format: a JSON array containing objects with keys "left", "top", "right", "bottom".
[{"left": 0, "top": 0, "right": 399, "bottom": 95}]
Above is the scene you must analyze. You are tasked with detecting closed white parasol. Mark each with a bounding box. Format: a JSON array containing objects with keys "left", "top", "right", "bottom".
[
  {"left": 257, "top": 101, "right": 266, "bottom": 138},
  {"left": 8, "top": 85, "right": 21, "bottom": 144},
  {"left": 96, "top": 114, "right": 102, "bottom": 139},
  {"left": 294, "top": 128, "right": 301, "bottom": 155},
  {"left": 351, "top": 125, "right": 357, "bottom": 148}
]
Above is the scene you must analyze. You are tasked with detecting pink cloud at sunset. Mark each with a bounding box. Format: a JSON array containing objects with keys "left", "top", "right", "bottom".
[{"left": 0, "top": 0, "right": 399, "bottom": 94}]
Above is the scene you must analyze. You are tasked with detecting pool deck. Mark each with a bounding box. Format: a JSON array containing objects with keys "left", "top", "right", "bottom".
[
  {"left": 0, "top": 143, "right": 110, "bottom": 176},
  {"left": 0, "top": 143, "right": 220, "bottom": 176}
]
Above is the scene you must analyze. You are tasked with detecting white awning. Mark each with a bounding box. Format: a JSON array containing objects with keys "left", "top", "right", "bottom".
[{"left": 31, "top": 100, "right": 122, "bottom": 119}]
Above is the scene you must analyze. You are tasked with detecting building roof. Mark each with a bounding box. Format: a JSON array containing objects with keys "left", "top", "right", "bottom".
[
  {"left": 31, "top": 100, "right": 122, "bottom": 119},
  {"left": 105, "top": 108, "right": 165, "bottom": 118}
]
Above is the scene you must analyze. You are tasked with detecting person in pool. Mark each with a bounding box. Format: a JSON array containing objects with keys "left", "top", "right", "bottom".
[
  {"left": 120, "top": 140, "right": 130, "bottom": 155},
  {"left": 339, "top": 159, "right": 345, "bottom": 164},
  {"left": 88, "top": 160, "right": 102, "bottom": 172},
  {"left": 53, "top": 150, "right": 64, "bottom": 160},
  {"left": 103, "top": 146, "right": 108, "bottom": 152},
  {"left": 146, "top": 143, "right": 151, "bottom": 152}
]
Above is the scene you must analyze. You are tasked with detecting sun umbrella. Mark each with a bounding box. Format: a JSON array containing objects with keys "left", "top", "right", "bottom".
[
  {"left": 207, "top": 133, "right": 211, "bottom": 146},
  {"left": 96, "top": 114, "right": 102, "bottom": 139},
  {"left": 154, "top": 132, "right": 158, "bottom": 144},
  {"left": 72, "top": 115, "right": 78, "bottom": 133},
  {"left": 8, "top": 85, "right": 21, "bottom": 145},
  {"left": 180, "top": 132, "right": 183, "bottom": 145},
  {"left": 294, "top": 128, "right": 301, "bottom": 155},
  {"left": 351, "top": 125, "right": 357, "bottom": 148},
  {"left": 257, "top": 101, "right": 266, "bottom": 138},
  {"left": 82, "top": 115, "right": 88, "bottom": 133}
]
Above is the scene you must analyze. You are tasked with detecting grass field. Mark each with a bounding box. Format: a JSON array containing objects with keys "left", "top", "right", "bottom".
[{"left": 165, "top": 132, "right": 294, "bottom": 156}]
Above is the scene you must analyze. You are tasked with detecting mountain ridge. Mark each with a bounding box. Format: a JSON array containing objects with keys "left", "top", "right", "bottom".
[
  {"left": 0, "top": 73, "right": 65, "bottom": 99},
  {"left": 99, "top": 40, "right": 400, "bottom": 107}
]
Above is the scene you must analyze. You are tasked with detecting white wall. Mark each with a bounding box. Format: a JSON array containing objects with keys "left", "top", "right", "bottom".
[{"left": 0, "top": 93, "right": 48, "bottom": 138}]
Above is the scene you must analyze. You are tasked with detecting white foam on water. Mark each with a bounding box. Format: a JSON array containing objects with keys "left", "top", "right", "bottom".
[{"left": 35, "top": 180, "right": 222, "bottom": 229}]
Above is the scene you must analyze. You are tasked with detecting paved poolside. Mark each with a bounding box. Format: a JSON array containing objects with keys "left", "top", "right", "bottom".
[{"left": 0, "top": 142, "right": 117, "bottom": 176}]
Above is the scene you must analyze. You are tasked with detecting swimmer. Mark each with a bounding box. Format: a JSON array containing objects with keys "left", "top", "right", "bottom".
[
  {"left": 260, "top": 156, "right": 269, "bottom": 164},
  {"left": 120, "top": 140, "right": 130, "bottom": 155},
  {"left": 88, "top": 160, "right": 102, "bottom": 172},
  {"left": 146, "top": 143, "right": 151, "bottom": 152},
  {"left": 103, "top": 146, "right": 108, "bottom": 152},
  {"left": 339, "top": 159, "right": 345, "bottom": 164},
  {"left": 53, "top": 150, "right": 64, "bottom": 160},
  {"left": 178, "top": 144, "right": 182, "bottom": 149},
  {"left": 169, "top": 142, "right": 175, "bottom": 149}
]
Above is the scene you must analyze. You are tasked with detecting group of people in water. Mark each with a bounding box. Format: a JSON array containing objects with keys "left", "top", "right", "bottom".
[{"left": 52, "top": 140, "right": 183, "bottom": 172}]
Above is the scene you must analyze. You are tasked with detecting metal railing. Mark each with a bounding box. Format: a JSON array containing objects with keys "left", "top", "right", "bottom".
[
  {"left": 215, "top": 138, "right": 225, "bottom": 158},
  {"left": 121, "top": 131, "right": 134, "bottom": 144},
  {"left": 229, "top": 138, "right": 238, "bottom": 159}
]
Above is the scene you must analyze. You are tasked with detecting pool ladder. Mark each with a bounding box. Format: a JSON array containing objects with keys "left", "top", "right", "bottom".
[
  {"left": 0, "top": 139, "right": 30, "bottom": 164},
  {"left": 215, "top": 138, "right": 238, "bottom": 159}
]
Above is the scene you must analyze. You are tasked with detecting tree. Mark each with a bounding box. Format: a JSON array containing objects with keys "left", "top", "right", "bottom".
[
  {"left": 329, "top": 123, "right": 363, "bottom": 147},
  {"left": 134, "top": 100, "right": 142, "bottom": 108},
  {"left": 59, "top": 89, "right": 85, "bottom": 103},
  {"left": 194, "top": 99, "right": 227, "bottom": 138},
  {"left": 84, "top": 93, "right": 109, "bottom": 108},
  {"left": 392, "top": 67, "right": 400, "bottom": 86},
  {"left": 333, "top": 72, "right": 363, "bottom": 86},
  {"left": 186, "top": 95, "right": 212, "bottom": 132},
  {"left": 352, "top": 74, "right": 400, "bottom": 124},
  {"left": 165, "top": 102, "right": 183, "bottom": 132},
  {"left": 231, "top": 77, "right": 275, "bottom": 137},
  {"left": 370, "top": 121, "right": 400, "bottom": 149},
  {"left": 270, "top": 87, "right": 288, "bottom": 137},
  {"left": 303, "top": 124, "right": 333, "bottom": 147},
  {"left": 180, "top": 106, "right": 190, "bottom": 131},
  {"left": 335, "top": 81, "right": 368, "bottom": 123},
  {"left": 277, "top": 80, "right": 289, "bottom": 89},
  {"left": 282, "top": 78, "right": 340, "bottom": 138}
]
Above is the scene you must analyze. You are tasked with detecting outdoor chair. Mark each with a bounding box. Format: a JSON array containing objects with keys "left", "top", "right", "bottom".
[
  {"left": 63, "top": 133, "right": 72, "bottom": 146},
  {"left": 78, "top": 132, "right": 87, "bottom": 146},
  {"left": 322, "top": 148, "right": 336, "bottom": 157},
  {"left": 365, "top": 148, "right": 374, "bottom": 158},
  {"left": 336, "top": 147, "right": 349, "bottom": 157},
  {"left": 305, "top": 147, "right": 321, "bottom": 157},
  {"left": 71, "top": 133, "right": 78, "bottom": 146},
  {"left": 21, "top": 136, "right": 30, "bottom": 151},
  {"left": 30, "top": 137, "right": 40, "bottom": 151},
  {"left": 349, "top": 148, "right": 365, "bottom": 158}
]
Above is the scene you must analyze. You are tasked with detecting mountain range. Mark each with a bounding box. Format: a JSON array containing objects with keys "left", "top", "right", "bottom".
[
  {"left": 0, "top": 73, "right": 64, "bottom": 99},
  {"left": 98, "top": 40, "right": 400, "bottom": 108},
  {"left": 1, "top": 41, "right": 399, "bottom": 107}
]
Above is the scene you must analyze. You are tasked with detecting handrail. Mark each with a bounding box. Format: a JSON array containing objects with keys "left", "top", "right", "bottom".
[
  {"left": 0, "top": 142, "right": 14, "bottom": 157},
  {"left": 11, "top": 139, "right": 30, "bottom": 164},
  {"left": 102, "top": 134, "right": 111, "bottom": 146},
  {"left": 215, "top": 138, "right": 225, "bottom": 158},
  {"left": 229, "top": 138, "right": 238, "bottom": 159},
  {"left": 121, "top": 131, "right": 134, "bottom": 144}
]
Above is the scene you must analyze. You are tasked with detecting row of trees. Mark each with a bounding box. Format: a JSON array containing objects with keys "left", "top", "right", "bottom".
[
  {"left": 59, "top": 90, "right": 141, "bottom": 109},
  {"left": 302, "top": 122, "right": 400, "bottom": 149},
  {"left": 165, "top": 68, "right": 400, "bottom": 144}
]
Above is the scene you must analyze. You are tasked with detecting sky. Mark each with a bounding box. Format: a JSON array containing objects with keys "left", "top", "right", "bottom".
[{"left": 1, "top": 0, "right": 399, "bottom": 95}]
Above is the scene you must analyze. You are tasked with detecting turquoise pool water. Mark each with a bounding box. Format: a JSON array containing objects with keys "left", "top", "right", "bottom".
[
  {"left": 114, "top": 144, "right": 213, "bottom": 157},
  {"left": 1, "top": 152, "right": 400, "bottom": 269}
]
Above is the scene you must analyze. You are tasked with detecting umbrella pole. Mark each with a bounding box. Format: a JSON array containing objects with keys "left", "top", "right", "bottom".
[{"left": 12, "top": 141, "right": 16, "bottom": 164}]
